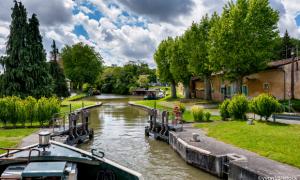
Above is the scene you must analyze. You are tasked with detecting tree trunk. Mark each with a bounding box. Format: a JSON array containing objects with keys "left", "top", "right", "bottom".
[
  {"left": 184, "top": 83, "right": 191, "bottom": 99},
  {"left": 235, "top": 76, "right": 243, "bottom": 94},
  {"left": 204, "top": 75, "right": 212, "bottom": 101},
  {"left": 170, "top": 81, "right": 177, "bottom": 99}
]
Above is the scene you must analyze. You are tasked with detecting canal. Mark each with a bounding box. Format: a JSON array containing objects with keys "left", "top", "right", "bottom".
[{"left": 79, "top": 94, "right": 217, "bottom": 180}]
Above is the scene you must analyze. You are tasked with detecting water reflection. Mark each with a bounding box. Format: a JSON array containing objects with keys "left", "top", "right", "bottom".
[{"left": 78, "top": 95, "right": 217, "bottom": 180}]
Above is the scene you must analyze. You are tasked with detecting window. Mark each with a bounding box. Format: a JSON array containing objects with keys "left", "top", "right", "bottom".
[
  {"left": 226, "top": 86, "right": 232, "bottom": 97},
  {"left": 263, "top": 83, "right": 270, "bottom": 91},
  {"left": 242, "top": 85, "right": 248, "bottom": 96}
]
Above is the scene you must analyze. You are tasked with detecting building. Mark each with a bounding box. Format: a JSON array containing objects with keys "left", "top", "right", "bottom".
[{"left": 187, "top": 58, "right": 300, "bottom": 101}]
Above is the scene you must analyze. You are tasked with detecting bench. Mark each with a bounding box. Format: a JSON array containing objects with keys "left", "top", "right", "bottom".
[{"left": 272, "top": 114, "right": 300, "bottom": 122}]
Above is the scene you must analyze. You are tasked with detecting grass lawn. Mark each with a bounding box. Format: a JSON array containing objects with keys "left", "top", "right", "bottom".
[
  {"left": 60, "top": 100, "right": 96, "bottom": 114},
  {"left": 0, "top": 128, "right": 38, "bottom": 153},
  {"left": 195, "top": 120, "right": 300, "bottom": 168},
  {"left": 64, "top": 93, "right": 87, "bottom": 101}
]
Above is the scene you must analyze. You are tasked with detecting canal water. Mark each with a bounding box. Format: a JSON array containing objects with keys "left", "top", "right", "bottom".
[{"left": 79, "top": 94, "right": 217, "bottom": 180}]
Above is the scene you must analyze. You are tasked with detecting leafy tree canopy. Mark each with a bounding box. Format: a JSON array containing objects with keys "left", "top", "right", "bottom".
[
  {"left": 61, "top": 42, "right": 103, "bottom": 90},
  {"left": 208, "top": 0, "right": 279, "bottom": 92}
]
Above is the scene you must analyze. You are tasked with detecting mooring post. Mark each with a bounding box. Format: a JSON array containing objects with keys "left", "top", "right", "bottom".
[
  {"left": 84, "top": 110, "right": 90, "bottom": 135},
  {"left": 160, "top": 111, "right": 166, "bottom": 135},
  {"left": 152, "top": 109, "right": 157, "bottom": 132},
  {"left": 68, "top": 113, "right": 75, "bottom": 141},
  {"left": 149, "top": 109, "right": 153, "bottom": 130},
  {"left": 164, "top": 111, "right": 169, "bottom": 136}
]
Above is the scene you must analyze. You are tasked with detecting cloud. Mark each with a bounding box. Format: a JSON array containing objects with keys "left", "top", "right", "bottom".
[
  {"left": 116, "top": 0, "right": 195, "bottom": 24},
  {"left": 0, "top": 0, "right": 300, "bottom": 67}
]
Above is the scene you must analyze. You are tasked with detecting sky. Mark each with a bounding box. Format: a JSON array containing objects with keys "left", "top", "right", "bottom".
[{"left": 0, "top": 0, "right": 300, "bottom": 67}]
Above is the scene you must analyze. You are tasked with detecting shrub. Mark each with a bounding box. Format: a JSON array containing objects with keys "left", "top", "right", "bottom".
[
  {"left": 219, "top": 99, "right": 230, "bottom": 120},
  {"left": 36, "top": 97, "right": 61, "bottom": 126},
  {"left": 0, "top": 96, "right": 60, "bottom": 127},
  {"left": 176, "top": 102, "right": 186, "bottom": 113},
  {"left": 16, "top": 100, "right": 26, "bottom": 126},
  {"left": 25, "top": 96, "right": 37, "bottom": 126},
  {"left": 227, "top": 94, "right": 249, "bottom": 120},
  {"left": 82, "top": 83, "right": 92, "bottom": 93},
  {"left": 250, "top": 93, "right": 281, "bottom": 120},
  {"left": 191, "top": 106, "right": 204, "bottom": 122},
  {"left": 204, "top": 111, "right": 211, "bottom": 121},
  {"left": 0, "top": 98, "right": 8, "bottom": 126},
  {"left": 6, "top": 96, "right": 21, "bottom": 126}
]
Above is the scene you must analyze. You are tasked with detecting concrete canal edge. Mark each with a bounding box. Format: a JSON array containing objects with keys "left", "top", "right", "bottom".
[
  {"left": 19, "top": 102, "right": 103, "bottom": 148},
  {"left": 129, "top": 102, "right": 300, "bottom": 180}
]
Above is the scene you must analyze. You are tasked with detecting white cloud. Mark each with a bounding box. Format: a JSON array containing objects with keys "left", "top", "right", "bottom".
[{"left": 0, "top": 0, "right": 299, "bottom": 66}]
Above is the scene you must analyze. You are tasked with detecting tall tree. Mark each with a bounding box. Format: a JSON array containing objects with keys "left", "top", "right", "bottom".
[
  {"left": 27, "top": 13, "right": 53, "bottom": 98},
  {"left": 281, "top": 30, "right": 293, "bottom": 59},
  {"left": 49, "top": 40, "right": 70, "bottom": 97},
  {"left": 169, "top": 36, "right": 192, "bottom": 99},
  {"left": 61, "top": 43, "right": 103, "bottom": 90},
  {"left": 183, "top": 13, "right": 219, "bottom": 100},
  {"left": 154, "top": 37, "right": 177, "bottom": 98},
  {"left": 2, "top": 2, "right": 53, "bottom": 98},
  {"left": 208, "top": 0, "right": 279, "bottom": 93},
  {"left": 2, "top": 1, "right": 29, "bottom": 97}
]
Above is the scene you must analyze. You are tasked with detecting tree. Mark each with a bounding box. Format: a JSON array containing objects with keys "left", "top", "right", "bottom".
[
  {"left": 169, "top": 36, "right": 192, "bottom": 99},
  {"left": 281, "top": 30, "right": 293, "bottom": 59},
  {"left": 2, "top": 1, "right": 29, "bottom": 97},
  {"left": 154, "top": 37, "right": 177, "bottom": 98},
  {"left": 2, "top": 2, "right": 53, "bottom": 98},
  {"left": 49, "top": 40, "right": 70, "bottom": 97},
  {"left": 208, "top": 0, "right": 279, "bottom": 93},
  {"left": 61, "top": 43, "right": 103, "bottom": 90},
  {"left": 27, "top": 14, "right": 53, "bottom": 98},
  {"left": 137, "top": 75, "right": 150, "bottom": 88},
  {"left": 183, "top": 14, "right": 219, "bottom": 100}
]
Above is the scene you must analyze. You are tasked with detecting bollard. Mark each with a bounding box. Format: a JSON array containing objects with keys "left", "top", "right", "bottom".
[
  {"left": 159, "top": 111, "right": 166, "bottom": 135},
  {"left": 163, "top": 111, "right": 169, "bottom": 136},
  {"left": 151, "top": 109, "right": 157, "bottom": 132}
]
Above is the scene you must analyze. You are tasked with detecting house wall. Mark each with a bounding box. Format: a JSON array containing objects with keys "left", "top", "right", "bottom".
[
  {"left": 244, "top": 69, "right": 285, "bottom": 100},
  {"left": 181, "top": 60, "right": 300, "bottom": 101},
  {"left": 211, "top": 75, "right": 225, "bottom": 101},
  {"left": 282, "top": 61, "right": 300, "bottom": 99},
  {"left": 194, "top": 81, "right": 204, "bottom": 98}
]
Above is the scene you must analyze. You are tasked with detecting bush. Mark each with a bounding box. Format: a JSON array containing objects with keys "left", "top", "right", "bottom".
[
  {"left": 204, "top": 111, "right": 211, "bottom": 121},
  {"left": 227, "top": 94, "right": 249, "bottom": 120},
  {"left": 0, "top": 96, "right": 60, "bottom": 127},
  {"left": 191, "top": 106, "right": 204, "bottom": 122},
  {"left": 36, "top": 97, "right": 61, "bottom": 126},
  {"left": 250, "top": 93, "right": 281, "bottom": 120},
  {"left": 0, "top": 98, "right": 8, "bottom": 126},
  {"left": 82, "top": 83, "right": 92, "bottom": 93},
  {"left": 219, "top": 99, "right": 230, "bottom": 120},
  {"left": 176, "top": 102, "right": 186, "bottom": 113},
  {"left": 25, "top": 96, "right": 37, "bottom": 126}
]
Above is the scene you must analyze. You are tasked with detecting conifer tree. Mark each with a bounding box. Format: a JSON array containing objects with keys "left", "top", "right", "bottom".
[
  {"left": 281, "top": 30, "right": 293, "bottom": 59},
  {"left": 2, "top": 1, "right": 29, "bottom": 97},
  {"left": 2, "top": 1, "right": 53, "bottom": 98},
  {"left": 49, "top": 40, "right": 70, "bottom": 97},
  {"left": 26, "top": 13, "right": 53, "bottom": 98}
]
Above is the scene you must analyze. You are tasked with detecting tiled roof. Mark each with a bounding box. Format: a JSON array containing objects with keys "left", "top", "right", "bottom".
[{"left": 268, "top": 57, "right": 300, "bottom": 68}]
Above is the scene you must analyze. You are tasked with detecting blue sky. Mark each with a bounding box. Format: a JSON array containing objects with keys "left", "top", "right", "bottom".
[{"left": 0, "top": 0, "right": 300, "bottom": 67}]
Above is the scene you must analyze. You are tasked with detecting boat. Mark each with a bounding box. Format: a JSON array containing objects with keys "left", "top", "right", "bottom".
[{"left": 0, "top": 131, "right": 143, "bottom": 180}]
